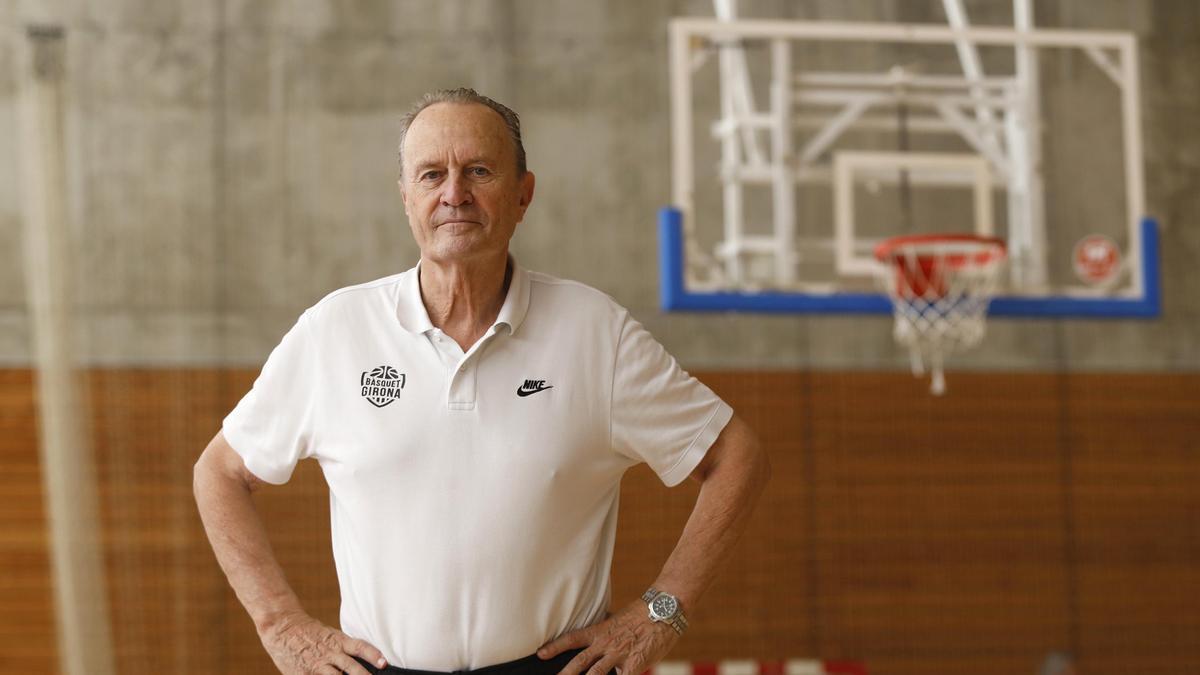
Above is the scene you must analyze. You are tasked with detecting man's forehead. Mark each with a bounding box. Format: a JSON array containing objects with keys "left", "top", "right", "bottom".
[{"left": 404, "top": 102, "right": 511, "bottom": 160}]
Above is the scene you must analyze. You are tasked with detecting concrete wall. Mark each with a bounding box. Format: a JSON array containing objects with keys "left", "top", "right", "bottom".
[{"left": 2, "top": 0, "right": 1197, "bottom": 370}]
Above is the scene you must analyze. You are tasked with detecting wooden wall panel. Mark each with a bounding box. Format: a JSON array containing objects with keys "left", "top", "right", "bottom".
[
  {"left": 1066, "top": 375, "right": 1200, "bottom": 675},
  {"left": 0, "top": 369, "right": 59, "bottom": 674},
  {"left": 89, "top": 369, "right": 234, "bottom": 674},
  {"left": 1, "top": 369, "right": 1197, "bottom": 675},
  {"left": 800, "top": 373, "right": 1072, "bottom": 675}
]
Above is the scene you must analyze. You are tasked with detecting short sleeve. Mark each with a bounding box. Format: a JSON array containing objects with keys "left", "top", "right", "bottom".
[
  {"left": 610, "top": 314, "right": 733, "bottom": 487},
  {"left": 222, "top": 310, "right": 319, "bottom": 485}
]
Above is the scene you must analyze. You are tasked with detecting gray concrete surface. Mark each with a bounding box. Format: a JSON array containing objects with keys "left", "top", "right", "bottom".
[{"left": 2, "top": 0, "right": 1197, "bottom": 370}]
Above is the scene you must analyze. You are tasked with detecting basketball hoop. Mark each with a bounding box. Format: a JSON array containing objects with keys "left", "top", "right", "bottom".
[{"left": 874, "top": 234, "right": 1007, "bottom": 395}]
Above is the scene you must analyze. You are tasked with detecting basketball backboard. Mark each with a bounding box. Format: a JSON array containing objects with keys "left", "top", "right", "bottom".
[{"left": 659, "top": 6, "right": 1160, "bottom": 318}]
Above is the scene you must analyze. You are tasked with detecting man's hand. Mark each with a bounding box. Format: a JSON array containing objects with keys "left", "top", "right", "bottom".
[
  {"left": 537, "top": 599, "right": 679, "bottom": 675},
  {"left": 259, "top": 611, "right": 387, "bottom": 675}
]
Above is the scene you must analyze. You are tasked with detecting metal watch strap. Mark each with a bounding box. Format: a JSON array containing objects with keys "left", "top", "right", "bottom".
[
  {"left": 642, "top": 588, "right": 688, "bottom": 635},
  {"left": 667, "top": 612, "right": 688, "bottom": 635}
]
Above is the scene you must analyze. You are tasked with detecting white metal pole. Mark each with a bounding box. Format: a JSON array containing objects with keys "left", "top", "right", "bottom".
[
  {"left": 1003, "top": 102, "right": 1033, "bottom": 288},
  {"left": 669, "top": 22, "right": 694, "bottom": 223},
  {"left": 670, "top": 20, "right": 716, "bottom": 286},
  {"left": 973, "top": 162, "right": 995, "bottom": 237},
  {"left": 942, "top": 0, "right": 1005, "bottom": 155},
  {"left": 770, "top": 38, "right": 796, "bottom": 286},
  {"left": 1120, "top": 36, "right": 1146, "bottom": 296},
  {"left": 713, "top": 0, "right": 767, "bottom": 167},
  {"left": 833, "top": 153, "right": 856, "bottom": 275},
  {"left": 671, "top": 18, "right": 1133, "bottom": 50},
  {"left": 1013, "top": 0, "right": 1048, "bottom": 288},
  {"left": 18, "top": 25, "right": 116, "bottom": 675},
  {"left": 716, "top": 27, "right": 745, "bottom": 284}
]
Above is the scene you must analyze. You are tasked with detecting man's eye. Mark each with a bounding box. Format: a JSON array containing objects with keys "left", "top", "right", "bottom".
[
  {"left": 468, "top": 167, "right": 490, "bottom": 177},
  {"left": 420, "top": 171, "right": 442, "bottom": 181}
]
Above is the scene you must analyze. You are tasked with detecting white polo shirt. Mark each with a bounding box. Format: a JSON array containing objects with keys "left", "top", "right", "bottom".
[{"left": 222, "top": 260, "right": 732, "bottom": 670}]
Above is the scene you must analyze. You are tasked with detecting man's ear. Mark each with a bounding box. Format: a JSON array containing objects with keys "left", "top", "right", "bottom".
[{"left": 518, "top": 171, "right": 536, "bottom": 209}]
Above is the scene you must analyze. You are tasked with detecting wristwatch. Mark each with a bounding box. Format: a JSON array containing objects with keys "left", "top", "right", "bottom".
[{"left": 642, "top": 588, "right": 689, "bottom": 635}]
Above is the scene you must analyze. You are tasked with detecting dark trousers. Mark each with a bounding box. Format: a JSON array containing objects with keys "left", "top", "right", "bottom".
[{"left": 352, "top": 648, "right": 588, "bottom": 675}]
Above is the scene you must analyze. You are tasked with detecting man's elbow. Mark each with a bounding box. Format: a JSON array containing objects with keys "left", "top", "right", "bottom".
[
  {"left": 193, "top": 432, "right": 260, "bottom": 499},
  {"left": 691, "top": 416, "right": 770, "bottom": 489},
  {"left": 193, "top": 446, "right": 217, "bottom": 502}
]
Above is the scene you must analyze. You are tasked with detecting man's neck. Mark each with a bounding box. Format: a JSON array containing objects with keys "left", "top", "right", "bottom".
[{"left": 418, "top": 252, "right": 511, "bottom": 351}]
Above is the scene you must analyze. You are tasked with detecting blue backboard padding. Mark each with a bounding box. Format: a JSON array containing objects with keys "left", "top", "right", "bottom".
[{"left": 658, "top": 207, "right": 1161, "bottom": 319}]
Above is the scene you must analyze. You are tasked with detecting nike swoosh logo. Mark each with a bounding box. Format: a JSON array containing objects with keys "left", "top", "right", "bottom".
[{"left": 516, "top": 384, "right": 553, "bottom": 397}]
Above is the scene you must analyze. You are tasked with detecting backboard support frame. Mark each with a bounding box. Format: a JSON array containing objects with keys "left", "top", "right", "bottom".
[{"left": 664, "top": 15, "right": 1158, "bottom": 318}]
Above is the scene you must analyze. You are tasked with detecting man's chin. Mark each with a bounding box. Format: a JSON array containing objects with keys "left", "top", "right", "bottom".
[{"left": 424, "top": 239, "right": 502, "bottom": 264}]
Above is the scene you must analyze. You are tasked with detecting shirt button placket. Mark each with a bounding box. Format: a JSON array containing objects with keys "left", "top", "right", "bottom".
[
  {"left": 446, "top": 330, "right": 495, "bottom": 410},
  {"left": 448, "top": 360, "right": 475, "bottom": 410}
]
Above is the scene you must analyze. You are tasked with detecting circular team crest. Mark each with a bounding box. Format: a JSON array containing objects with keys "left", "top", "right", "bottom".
[
  {"left": 1073, "top": 235, "right": 1121, "bottom": 285},
  {"left": 360, "top": 365, "right": 405, "bottom": 408}
]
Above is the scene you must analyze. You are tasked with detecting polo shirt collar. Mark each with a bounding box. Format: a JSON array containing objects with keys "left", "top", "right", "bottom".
[
  {"left": 396, "top": 256, "right": 531, "bottom": 336},
  {"left": 396, "top": 262, "right": 435, "bottom": 334},
  {"left": 494, "top": 258, "right": 530, "bottom": 335}
]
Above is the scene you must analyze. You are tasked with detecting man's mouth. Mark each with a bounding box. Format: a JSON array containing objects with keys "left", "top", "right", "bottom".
[{"left": 435, "top": 220, "right": 483, "bottom": 233}]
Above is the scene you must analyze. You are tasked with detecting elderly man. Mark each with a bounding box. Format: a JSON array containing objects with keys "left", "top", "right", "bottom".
[{"left": 194, "top": 88, "right": 769, "bottom": 675}]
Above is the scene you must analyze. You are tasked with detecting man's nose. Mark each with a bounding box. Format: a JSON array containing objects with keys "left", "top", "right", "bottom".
[{"left": 440, "top": 172, "right": 473, "bottom": 206}]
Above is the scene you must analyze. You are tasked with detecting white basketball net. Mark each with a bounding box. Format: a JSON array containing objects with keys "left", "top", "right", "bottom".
[{"left": 876, "top": 238, "right": 1007, "bottom": 395}]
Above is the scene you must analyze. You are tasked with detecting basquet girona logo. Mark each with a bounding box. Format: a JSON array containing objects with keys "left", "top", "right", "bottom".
[{"left": 360, "top": 365, "right": 405, "bottom": 408}]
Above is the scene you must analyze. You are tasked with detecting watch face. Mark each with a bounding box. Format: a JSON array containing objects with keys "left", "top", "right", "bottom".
[{"left": 651, "top": 593, "right": 679, "bottom": 619}]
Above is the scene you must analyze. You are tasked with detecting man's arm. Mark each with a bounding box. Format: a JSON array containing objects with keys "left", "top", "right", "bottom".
[
  {"left": 538, "top": 414, "right": 770, "bottom": 675},
  {"left": 193, "top": 431, "right": 387, "bottom": 675}
]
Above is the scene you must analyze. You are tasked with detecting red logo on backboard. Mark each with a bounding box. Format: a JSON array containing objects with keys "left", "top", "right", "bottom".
[{"left": 1073, "top": 235, "right": 1121, "bottom": 285}]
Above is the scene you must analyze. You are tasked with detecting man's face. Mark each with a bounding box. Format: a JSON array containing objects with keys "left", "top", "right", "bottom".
[{"left": 399, "top": 102, "right": 535, "bottom": 265}]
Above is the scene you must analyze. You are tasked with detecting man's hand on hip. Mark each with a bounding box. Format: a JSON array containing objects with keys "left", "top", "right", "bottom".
[
  {"left": 537, "top": 599, "right": 680, "bottom": 675},
  {"left": 259, "top": 610, "right": 387, "bottom": 675}
]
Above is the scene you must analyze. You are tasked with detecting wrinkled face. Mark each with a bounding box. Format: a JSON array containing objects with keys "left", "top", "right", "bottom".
[{"left": 399, "top": 102, "right": 535, "bottom": 265}]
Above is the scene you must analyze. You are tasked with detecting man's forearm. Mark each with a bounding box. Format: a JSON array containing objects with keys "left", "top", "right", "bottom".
[
  {"left": 651, "top": 417, "right": 770, "bottom": 613},
  {"left": 193, "top": 457, "right": 305, "bottom": 633}
]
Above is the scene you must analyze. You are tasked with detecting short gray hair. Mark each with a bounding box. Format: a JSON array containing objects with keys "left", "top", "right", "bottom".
[{"left": 397, "top": 87, "right": 526, "bottom": 177}]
